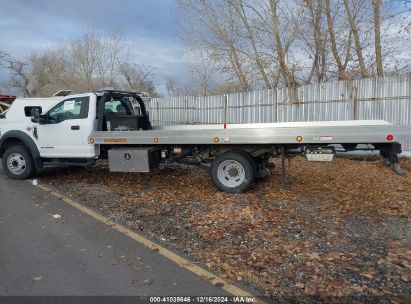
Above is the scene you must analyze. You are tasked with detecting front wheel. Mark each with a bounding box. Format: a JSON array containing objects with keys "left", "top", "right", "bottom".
[
  {"left": 2, "top": 146, "right": 35, "bottom": 180},
  {"left": 211, "top": 151, "right": 255, "bottom": 193}
]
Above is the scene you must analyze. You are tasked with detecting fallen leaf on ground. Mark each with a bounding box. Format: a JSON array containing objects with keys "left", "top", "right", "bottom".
[
  {"left": 40, "top": 157, "right": 411, "bottom": 299},
  {"left": 32, "top": 276, "right": 43, "bottom": 283}
]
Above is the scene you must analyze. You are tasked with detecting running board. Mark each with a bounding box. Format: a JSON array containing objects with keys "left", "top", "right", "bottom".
[{"left": 43, "top": 160, "right": 95, "bottom": 167}]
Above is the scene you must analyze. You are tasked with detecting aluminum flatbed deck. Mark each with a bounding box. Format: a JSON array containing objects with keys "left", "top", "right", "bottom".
[{"left": 90, "top": 120, "right": 411, "bottom": 146}]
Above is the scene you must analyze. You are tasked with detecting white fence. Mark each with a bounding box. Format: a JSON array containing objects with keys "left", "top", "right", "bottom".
[{"left": 149, "top": 73, "right": 411, "bottom": 150}]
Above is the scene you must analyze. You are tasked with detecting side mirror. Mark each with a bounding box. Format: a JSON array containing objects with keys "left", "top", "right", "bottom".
[
  {"left": 31, "top": 109, "right": 47, "bottom": 124},
  {"left": 31, "top": 108, "right": 41, "bottom": 123}
]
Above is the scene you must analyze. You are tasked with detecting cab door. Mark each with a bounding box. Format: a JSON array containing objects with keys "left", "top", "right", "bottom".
[{"left": 37, "top": 94, "right": 96, "bottom": 158}]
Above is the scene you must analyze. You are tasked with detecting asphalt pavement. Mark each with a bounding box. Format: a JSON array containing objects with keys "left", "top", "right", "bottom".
[{"left": 0, "top": 166, "right": 232, "bottom": 296}]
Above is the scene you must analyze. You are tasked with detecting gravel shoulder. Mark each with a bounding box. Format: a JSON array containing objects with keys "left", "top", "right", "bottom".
[{"left": 38, "top": 156, "right": 411, "bottom": 302}]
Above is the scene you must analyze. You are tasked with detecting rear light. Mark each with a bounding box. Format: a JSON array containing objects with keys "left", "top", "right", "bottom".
[{"left": 387, "top": 135, "right": 394, "bottom": 141}]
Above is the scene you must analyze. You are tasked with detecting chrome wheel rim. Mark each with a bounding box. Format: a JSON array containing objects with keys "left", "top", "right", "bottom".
[
  {"left": 217, "top": 160, "right": 245, "bottom": 188},
  {"left": 7, "top": 153, "right": 26, "bottom": 175}
]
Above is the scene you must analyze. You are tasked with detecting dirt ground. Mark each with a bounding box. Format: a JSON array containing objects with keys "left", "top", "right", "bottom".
[{"left": 38, "top": 156, "right": 411, "bottom": 302}]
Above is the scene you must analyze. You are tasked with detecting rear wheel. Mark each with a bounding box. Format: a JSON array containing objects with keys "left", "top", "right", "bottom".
[
  {"left": 2, "top": 145, "right": 35, "bottom": 180},
  {"left": 211, "top": 151, "right": 255, "bottom": 193},
  {"left": 235, "top": 150, "right": 257, "bottom": 178}
]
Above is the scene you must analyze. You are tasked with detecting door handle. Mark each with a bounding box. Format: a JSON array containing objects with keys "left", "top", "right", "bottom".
[{"left": 71, "top": 125, "right": 80, "bottom": 130}]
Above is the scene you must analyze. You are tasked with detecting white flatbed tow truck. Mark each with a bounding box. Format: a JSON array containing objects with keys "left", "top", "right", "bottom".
[{"left": 0, "top": 90, "right": 410, "bottom": 193}]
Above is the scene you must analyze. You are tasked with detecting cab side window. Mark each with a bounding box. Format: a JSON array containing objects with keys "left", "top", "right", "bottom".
[{"left": 47, "top": 97, "right": 89, "bottom": 123}]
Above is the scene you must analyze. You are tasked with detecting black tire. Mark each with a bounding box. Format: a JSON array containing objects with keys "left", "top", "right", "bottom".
[
  {"left": 235, "top": 150, "right": 257, "bottom": 178},
  {"left": 211, "top": 151, "right": 255, "bottom": 193},
  {"left": 2, "top": 145, "right": 35, "bottom": 180}
]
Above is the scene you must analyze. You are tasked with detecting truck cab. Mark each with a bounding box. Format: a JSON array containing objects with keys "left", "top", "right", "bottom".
[
  {"left": 34, "top": 93, "right": 97, "bottom": 158},
  {"left": 0, "top": 90, "right": 150, "bottom": 179}
]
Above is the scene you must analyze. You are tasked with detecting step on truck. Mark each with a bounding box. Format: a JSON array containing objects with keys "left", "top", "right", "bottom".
[{"left": 0, "top": 90, "right": 410, "bottom": 193}]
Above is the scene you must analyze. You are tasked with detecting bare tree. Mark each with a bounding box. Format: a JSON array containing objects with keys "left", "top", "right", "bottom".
[
  {"left": 178, "top": 0, "right": 306, "bottom": 88},
  {"left": 119, "top": 62, "right": 156, "bottom": 95},
  {"left": 231, "top": 0, "right": 272, "bottom": 88},
  {"left": 29, "top": 48, "right": 71, "bottom": 96},
  {"left": 268, "top": 0, "right": 298, "bottom": 87},
  {"left": 67, "top": 31, "right": 104, "bottom": 90},
  {"left": 325, "top": 0, "right": 353, "bottom": 80},
  {"left": 96, "top": 29, "right": 124, "bottom": 87},
  {"left": 165, "top": 76, "right": 185, "bottom": 97},
  {"left": 65, "top": 29, "right": 127, "bottom": 91},
  {"left": 210, "top": 80, "right": 244, "bottom": 95},
  {"left": 178, "top": 0, "right": 252, "bottom": 91},
  {"left": 302, "top": 0, "right": 327, "bottom": 83},
  {"left": 208, "top": 1, "right": 252, "bottom": 91},
  {"left": 176, "top": 0, "right": 408, "bottom": 91},
  {"left": 0, "top": 29, "right": 157, "bottom": 97},
  {"left": 343, "top": 0, "right": 368, "bottom": 77},
  {"left": 188, "top": 50, "right": 218, "bottom": 96},
  {"left": 0, "top": 52, "right": 32, "bottom": 97},
  {"left": 372, "top": 0, "right": 383, "bottom": 77}
]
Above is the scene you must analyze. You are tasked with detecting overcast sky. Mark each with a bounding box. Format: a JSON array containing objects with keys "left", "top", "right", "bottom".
[
  {"left": 0, "top": 0, "right": 188, "bottom": 95},
  {"left": 1, "top": 1, "right": 409, "bottom": 96}
]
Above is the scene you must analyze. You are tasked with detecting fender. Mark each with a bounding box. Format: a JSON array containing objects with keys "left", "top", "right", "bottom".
[{"left": 0, "top": 130, "right": 43, "bottom": 170}]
